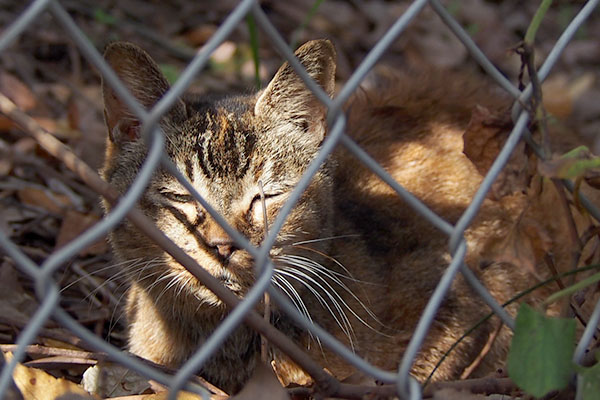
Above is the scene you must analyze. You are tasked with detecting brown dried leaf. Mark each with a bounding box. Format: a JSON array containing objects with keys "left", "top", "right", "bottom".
[
  {"left": 0, "top": 72, "right": 36, "bottom": 111},
  {"left": 13, "top": 137, "right": 38, "bottom": 154},
  {"left": 17, "top": 187, "right": 73, "bottom": 215},
  {"left": 231, "top": 363, "right": 290, "bottom": 400},
  {"left": 463, "top": 105, "right": 531, "bottom": 200},
  {"left": 0, "top": 157, "right": 11, "bottom": 176},
  {"left": 0, "top": 261, "right": 39, "bottom": 325},
  {"left": 0, "top": 347, "right": 23, "bottom": 400},
  {"left": 82, "top": 362, "right": 151, "bottom": 397},
  {"left": 542, "top": 73, "right": 595, "bottom": 119},
  {"left": 0, "top": 115, "right": 18, "bottom": 131},
  {"left": 4, "top": 352, "right": 95, "bottom": 400},
  {"left": 486, "top": 214, "right": 552, "bottom": 277},
  {"left": 140, "top": 392, "right": 211, "bottom": 400},
  {"left": 183, "top": 24, "right": 218, "bottom": 47},
  {"left": 55, "top": 211, "right": 108, "bottom": 256}
]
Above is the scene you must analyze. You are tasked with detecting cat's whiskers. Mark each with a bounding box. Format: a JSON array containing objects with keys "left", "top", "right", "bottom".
[
  {"left": 106, "top": 286, "right": 132, "bottom": 339},
  {"left": 280, "top": 253, "right": 385, "bottom": 329},
  {"left": 284, "top": 234, "right": 366, "bottom": 281},
  {"left": 274, "top": 266, "right": 356, "bottom": 351},
  {"left": 150, "top": 269, "right": 189, "bottom": 304},
  {"left": 270, "top": 275, "right": 322, "bottom": 350},
  {"left": 291, "top": 234, "right": 361, "bottom": 246},
  {"left": 62, "top": 257, "right": 165, "bottom": 342},
  {"left": 273, "top": 247, "right": 392, "bottom": 341},
  {"left": 96, "top": 258, "right": 165, "bottom": 295},
  {"left": 60, "top": 257, "right": 145, "bottom": 293}
]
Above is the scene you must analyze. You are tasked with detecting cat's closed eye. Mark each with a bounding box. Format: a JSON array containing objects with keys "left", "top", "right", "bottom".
[
  {"left": 249, "top": 192, "right": 284, "bottom": 218},
  {"left": 160, "top": 190, "right": 196, "bottom": 203},
  {"left": 250, "top": 192, "right": 283, "bottom": 207}
]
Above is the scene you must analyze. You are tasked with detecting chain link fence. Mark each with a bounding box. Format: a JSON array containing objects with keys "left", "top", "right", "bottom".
[{"left": 1, "top": 0, "right": 599, "bottom": 399}]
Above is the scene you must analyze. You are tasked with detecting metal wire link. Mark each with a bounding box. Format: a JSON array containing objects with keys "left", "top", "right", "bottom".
[{"left": 0, "top": 1, "right": 599, "bottom": 399}]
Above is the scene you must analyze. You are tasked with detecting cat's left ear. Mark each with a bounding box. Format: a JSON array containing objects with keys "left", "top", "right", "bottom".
[
  {"left": 102, "top": 42, "right": 186, "bottom": 145},
  {"left": 255, "top": 39, "right": 336, "bottom": 143}
]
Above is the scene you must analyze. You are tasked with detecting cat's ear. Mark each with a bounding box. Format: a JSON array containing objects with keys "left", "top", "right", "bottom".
[
  {"left": 102, "top": 42, "right": 184, "bottom": 144},
  {"left": 255, "top": 39, "right": 336, "bottom": 143}
]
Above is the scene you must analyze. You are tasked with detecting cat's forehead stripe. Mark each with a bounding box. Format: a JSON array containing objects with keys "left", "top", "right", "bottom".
[{"left": 195, "top": 108, "right": 256, "bottom": 180}]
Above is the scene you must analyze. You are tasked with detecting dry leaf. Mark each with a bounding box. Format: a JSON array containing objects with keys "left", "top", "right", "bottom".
[
  {"left": 485, "top": 214, "right": 552, "bottom": 278},
  {"left": 0, "top": 115, "right": 19, "bottom": 131},
  {"left": 463, "top": 105, "right": 530, "bottom": 200},
  {"left": 0, "top": 153, "right": 12, "bottom": 176},
  {"left": 0, "top": 261, "right": 39, "bottom": 325},
  {"left": 13, "top": 137, "right": 38, "bottom": 154},
  {"left": 0, "top": 72, "right": 36, "bottom": 111},
  {"left": 82, "top": 362, "right": 151, "bottom": 397},
  {"left": 17, "top": 187, "right": 73, "bottom": 215},
  {"left": 182, "top": 24, "right": 217, "bottom": 46},
  {"left": 542, "top": 73, "right": 595, "bottom": 119},
  {"left": 55, "top": 210, "right": 108, "bottom": 256},
  {"left": 0, "top": 350, "right": 23, "bottom": 400},
  {"left": 4, "top": 352, "right": 95, "bottom": 400},
  {"left": 140, "top": 391, "right": 211, "bottom": 400},
  {"left": 231, "top": 363, "right": 290, "bottom": 400}
]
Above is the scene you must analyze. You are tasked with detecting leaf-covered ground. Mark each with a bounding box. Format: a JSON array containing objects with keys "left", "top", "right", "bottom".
[{"left": 1, "top": 0, "right": 600, "bottom": 399}]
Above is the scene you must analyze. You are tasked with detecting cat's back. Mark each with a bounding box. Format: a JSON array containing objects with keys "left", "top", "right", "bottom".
[
  {"left": 327, "top": 70, "right": 524, "bottom": 379},
  {"left": 333, "top": 69, "right": 511, "bottom": 262},
  {"left": 339, "top": 69, "right": 507, "bottom": 209}
]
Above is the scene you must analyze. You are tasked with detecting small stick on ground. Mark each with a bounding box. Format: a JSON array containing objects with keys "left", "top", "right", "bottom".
[
  {"left": 460, "top": 320, "right": 503, "bottom": 380},
  {"left": 258, "top": 180, "right": 272, "bottom": 364}
]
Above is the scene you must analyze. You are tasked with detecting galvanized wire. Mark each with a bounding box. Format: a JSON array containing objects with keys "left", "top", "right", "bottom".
[{"left": 0, "top": 1, "right": 599, "bottom": 399}]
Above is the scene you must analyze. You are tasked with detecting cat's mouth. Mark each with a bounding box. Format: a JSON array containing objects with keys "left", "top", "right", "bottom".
[{"left": 216, "top": 272, "right": 243, "bottom": 294}]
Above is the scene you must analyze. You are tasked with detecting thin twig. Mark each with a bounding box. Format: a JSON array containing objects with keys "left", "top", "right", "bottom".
[
  {"left": 0, "top": 344, "right": 102, "bottom": 360},
  {"left": 550, "top": 179, "right": 585, "bottom": 315},
  {"left": 422, "top": 376, "right": 517, "bottom": 398},
  {"left": 460, "top": 320, "right": 503, "bottom": 380},
  {"left": 519, "top": 42, "right": 551, "bottom": 157},
  {"left": 544, "top": 253, "right": 599, "bottom": 339},
  {"left": 0, "top": 315, "right": 89, "bottom": 351},
  {"left": 258, "top": 180, "right": 272, "bottom": 365},
  {"left": 522, "top": 0, "right": 553, "bottom": 155},
  {"left": 552, "top": 179, "right": 583, "bottom": 255}
]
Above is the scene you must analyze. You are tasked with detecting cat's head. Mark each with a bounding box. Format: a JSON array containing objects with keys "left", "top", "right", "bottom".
[{"left": 101, "top": 40, "right": 337, "bottom": 306}]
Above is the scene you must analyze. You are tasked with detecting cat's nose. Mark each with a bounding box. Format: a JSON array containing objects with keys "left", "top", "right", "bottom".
[
  {"left": 207, "top": 237, "right": 236, "bottom": 259},
  {"left": 216, "top": 243, "right": 234, "bottom": 259}
]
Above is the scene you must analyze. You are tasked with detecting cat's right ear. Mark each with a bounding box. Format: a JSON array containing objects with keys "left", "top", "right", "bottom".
[
  {"left": 102, "top": 42, "right": 183, "bottom": 144},
  {"left": 255, "top": 40, "right": 336, "bottom": 144}
]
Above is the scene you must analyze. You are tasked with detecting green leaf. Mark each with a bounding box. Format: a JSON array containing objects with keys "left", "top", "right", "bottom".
[
  {"left": 159, "top": 64, "right": 179, "bottom": 85},
  {"left": 538, "top": 145, "right": 600, "bottom": 180},
  {"left": 524, "top": 0, "right": 553, "bottom": 45},
  {"left": 93, "top": 8, "right": 117, "bottom": 26},
  {"left": 507, "top": 303, "right": 576, "bottom": 397},
  {"left": 575, "top": 355, "right": 600, "bottom": 400},
  {"left": 543, "top": 271, "right": 600, "bottom": 307},
  {"left": 246, "top": 14, "right": 261, "bottom": 90}
]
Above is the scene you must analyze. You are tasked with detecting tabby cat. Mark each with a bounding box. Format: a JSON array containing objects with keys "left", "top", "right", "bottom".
[{"left": 100, "top": 40, "right": 533, "bottom": 393}]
